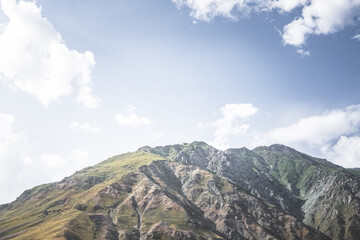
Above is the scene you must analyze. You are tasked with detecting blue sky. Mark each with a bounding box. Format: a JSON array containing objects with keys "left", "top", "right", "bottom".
[{"left": 0, "top": 0, "right": 360, "bottom": 203}]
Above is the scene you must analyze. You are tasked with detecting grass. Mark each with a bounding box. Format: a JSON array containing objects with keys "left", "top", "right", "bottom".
[{"left": 0, "top": 151, "right": 167, "bottom": 239}]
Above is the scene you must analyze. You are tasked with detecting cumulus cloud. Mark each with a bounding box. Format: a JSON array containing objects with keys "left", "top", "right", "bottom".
[
  {"left": 201, "top": 104, "right": 360, "bottom": 167},
  {"left": 282, "top": 0, "right": 360, "bottom": 46},
  {"left": 199, "top": 103, "right": 258, "bottom": 150},
  {"left": 324, "top": 136, "right": 360, "bottom": 168},
  {"left": 247, "top": 105, "right": 360, "bottom": 168},
  {"left": 70, "top": 121, "right": 101, "bottom": 134},
  {"left": 115, "top": 105, "right": 153, "bottom": 128},
  {"left": 172, "top": 0, "right": 360, "bottom": 46},
  {"left": 263, "top": 105, "right": 360, "bottom": 146},
  {"left": 0, "top": 0, "right": 100, "bottom": 108}
]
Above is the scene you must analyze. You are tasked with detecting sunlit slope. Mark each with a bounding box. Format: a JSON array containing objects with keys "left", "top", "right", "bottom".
[{"left": 0, "top": 151, "right": 165, "bottom": 239}]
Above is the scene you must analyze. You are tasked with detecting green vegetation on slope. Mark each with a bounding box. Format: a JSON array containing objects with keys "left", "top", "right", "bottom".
[
  {"left": 0, "top": 151, "right": 166, "bottom": 239},
  {"left": 1, "top": 142, "right": 359, "bottom": 240}
]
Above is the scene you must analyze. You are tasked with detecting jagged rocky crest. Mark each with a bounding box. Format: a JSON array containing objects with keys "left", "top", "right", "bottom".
[{"left": 1, "top": 142, "right": 360, "bottom": 239}]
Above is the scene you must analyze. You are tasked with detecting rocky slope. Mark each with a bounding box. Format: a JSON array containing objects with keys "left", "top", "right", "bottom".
[{"left": 0, "top": 142, "right": 359, "bottom": 239}]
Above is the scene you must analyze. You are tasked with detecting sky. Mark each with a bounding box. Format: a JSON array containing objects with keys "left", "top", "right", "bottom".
[{"left": 0, "top": 0, "right": 360, "bottom": 204}]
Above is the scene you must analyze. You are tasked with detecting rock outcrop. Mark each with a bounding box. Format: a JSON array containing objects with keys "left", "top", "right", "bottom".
[{"left": 1, "top": 142, "right": 359, "bottom": 239}]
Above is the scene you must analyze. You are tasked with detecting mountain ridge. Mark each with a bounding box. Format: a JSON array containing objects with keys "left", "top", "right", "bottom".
[{"left": 1, "top": 142, "right": 359, "bottom": 239}]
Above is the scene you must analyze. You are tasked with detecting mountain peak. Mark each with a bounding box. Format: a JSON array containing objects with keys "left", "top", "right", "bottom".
[
  {"left": 253, "top": 143, "right": 297, "bottom": 153},
  {"left": 1, "top": 142, "right": 359, "bottom": 239}
]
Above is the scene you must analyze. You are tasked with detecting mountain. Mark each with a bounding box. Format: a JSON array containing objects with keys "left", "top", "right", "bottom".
[{"left": 0, "top": 142, "right": 359, "bottom": 240}]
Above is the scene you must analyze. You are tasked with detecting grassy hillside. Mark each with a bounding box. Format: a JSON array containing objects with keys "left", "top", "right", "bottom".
[
  {"left": 1, "top": 142, "right": 359, "bottom": 239},
  {"left": 0, "top": 151, "right": 166, "bottom": 239}
]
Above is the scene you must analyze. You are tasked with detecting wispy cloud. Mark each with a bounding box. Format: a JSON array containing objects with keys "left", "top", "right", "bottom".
[
  {"left": 352, "top": 34, "right": 360, "bottom": 41},
  {"left": 70, "top": 122, "right": 101, "bottom": 134},
  {"left": 172, "top": 0, "right": 270, "bottom": 22},
  {"left": 297, "top": 49, "right": 311, "bottom": 56},
  {"left": 115, "top": 105, "right": 153, "bottom": 128},
  {"left": 0, "top": 0, "right": 100, "bottom": 108}
]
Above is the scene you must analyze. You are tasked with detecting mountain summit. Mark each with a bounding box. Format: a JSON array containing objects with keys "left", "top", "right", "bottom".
[{"left": 1, "top": 142, "right": 359, "bottom": 239}]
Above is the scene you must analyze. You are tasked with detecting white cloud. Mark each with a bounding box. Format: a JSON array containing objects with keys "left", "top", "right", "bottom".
[
  {"left": 172, "top": 0, "right": 312, "bottom": 21},
  {"left": 0, "top": 0, "right": 100, "bottom": 108},
  {"left": 263, "top": 105, "right": 360, "bottom": 146},
  {"left": 352, "top": 33, "right": 360, "bottom": 40},
  {"left": 115, "top": 105, "right": 153, "bottom": 128},
  {"left": 246, "top": 105, "right": 360, "bottom": 168},
  {"left": 200, "top": 103, "right": 258, "bottom": 149},
  {"left": 172, "top": 0, "right": 360, "bottom": 47},
  {"left": 70, "top": 121, "right": 101, "bottom": 134},
  {"left": 282, "top": 0, "right": 360, "bottom": 46},
  {"left": 77, "top": 84, "right": 100, "bottom": 109},
  {"left": 272, "top": 0, "right": 308, "bottom": 13},
  {"left": 200, "top": 104, "right": 360, "bottom": 167},
  {"left": 324, "top": 136, "right": 360, "bottom": 168},
  {"left": 172, "top": 0, "right": 271, "bottom": 22},
  {"left": 196, "top": 104, "right": 360, "bottom": 168},
  {"left": 297, "top": 49, "right": 311, "bottom": 56},
  {"left": 282, "top": 18, "right": 311, "bottom": 46}
]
